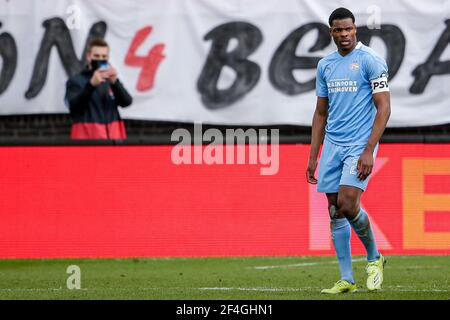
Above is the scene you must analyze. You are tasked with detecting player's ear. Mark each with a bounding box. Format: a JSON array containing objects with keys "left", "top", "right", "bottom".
[{"left": 354, "top": 24, "right": 357, "bottom": 34}]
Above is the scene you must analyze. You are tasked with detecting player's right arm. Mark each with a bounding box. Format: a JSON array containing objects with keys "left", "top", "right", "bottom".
[{"left": 306, "top": 97, "right": 328, "bottom": 184}]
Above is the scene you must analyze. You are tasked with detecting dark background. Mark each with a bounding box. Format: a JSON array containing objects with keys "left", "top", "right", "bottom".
[{"left": 0, "top": 114, "right": 449, "bottom": 145}]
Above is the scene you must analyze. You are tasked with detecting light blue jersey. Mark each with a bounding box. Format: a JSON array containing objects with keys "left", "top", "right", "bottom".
[{"left": 316, "top": 42, "right": 389, "bottom": 146}]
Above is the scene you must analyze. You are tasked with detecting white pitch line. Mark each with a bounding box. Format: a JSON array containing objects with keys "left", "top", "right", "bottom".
[
  {"left": 384, "top": 287, "right": 449, "bottom": 293},
  {"left": 386, "top": 265, "right": 442, "bottom": 269},
  {"left": 199, "top": 287, "right": 450, "bottom": 293},
  {"left": 252, "top": 258, "right": 367, "bottom": 270},
  {"left": 0, "top": 288, "right": 87, "bottom": 292},
  {"left": 198, "top": 287, "right": 319, "bottom": 292},
  {"left": 198, "top": 287, "right": 450, "bottom": 293},
  {"left": 0, "top": 286, "right": 448, "bottom": 294}
]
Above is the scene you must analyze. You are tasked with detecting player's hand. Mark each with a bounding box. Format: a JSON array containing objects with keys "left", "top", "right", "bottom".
[
  {"left": 90, "top": 69, "right": 108, "bottom": 87},
  {"left": 306, "top": 159, "right": 318, "bottom": 184},
  {"left": 357, "top": 149, "right": 374, "bottom": 181}
]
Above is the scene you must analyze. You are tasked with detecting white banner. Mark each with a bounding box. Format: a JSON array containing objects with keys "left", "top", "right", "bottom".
[{"left": 0, "top": 0, "right": 449, "bottom": 126}]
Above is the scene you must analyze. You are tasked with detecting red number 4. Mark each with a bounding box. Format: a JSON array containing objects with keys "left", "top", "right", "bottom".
[{"left": 125, "top": 26, "right": 165, "bottom": 92}]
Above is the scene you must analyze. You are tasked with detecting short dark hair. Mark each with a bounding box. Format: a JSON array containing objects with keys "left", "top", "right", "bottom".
[
  {"left": 329, "top": 7, "right": 355, "bottom": 27},
  {"left": 88, "top": 38, "right": 109, "bottom": 52}
]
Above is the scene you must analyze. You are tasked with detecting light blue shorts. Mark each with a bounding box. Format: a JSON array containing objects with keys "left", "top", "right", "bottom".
[{"left": 317, "top": 138, "right": 379, "bottom": 193}]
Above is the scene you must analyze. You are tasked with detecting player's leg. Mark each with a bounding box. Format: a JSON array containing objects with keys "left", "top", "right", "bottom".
[
  {"left": 328, "top": 193, "right": 354, "bottom": 284},
  {"left": 321, "top": 193, "right": 357, "bottom": 294},
  {"left": 337, "top": 186, "right": 379, "bottom": 256},
  {"left": 317, "top": 140, "right": 356, "bottom": 294},
  {"left": 337, "top": 184, "right": 385, "bottom": 291},
  {"left": 339, "top": 145, "right": 381, "bottom": 260}
]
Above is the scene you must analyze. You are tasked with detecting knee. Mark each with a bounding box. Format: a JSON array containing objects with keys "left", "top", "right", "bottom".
[
  {"left": 337, "top": 198, "right": 359, "bottom": 219},
  {"left": 328, "top": 204, "right": 339, "bottom": 219}
]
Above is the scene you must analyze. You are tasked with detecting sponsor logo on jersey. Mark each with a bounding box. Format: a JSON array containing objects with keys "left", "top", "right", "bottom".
[{"left": 327, "top": 79, "right": 358, "bottom": 93}]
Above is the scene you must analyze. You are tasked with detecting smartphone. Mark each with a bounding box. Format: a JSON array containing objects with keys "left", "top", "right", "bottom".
[
  {"left": 99, "top": 60, "right": 109, "bottom": 71},
  {"left": 91, "top": 60, "right": 109, "bottom": 71}
]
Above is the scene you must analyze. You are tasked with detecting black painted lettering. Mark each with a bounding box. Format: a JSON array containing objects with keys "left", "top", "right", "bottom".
[
  {"left": 410, "top": 20, "right": 450, "bottom": 94},
  {"left": 197, "top": 22, "right": 263, "bottom": 109},
  {"left": 269, "top": 23, "right": 330, "bottom": 95},
  {"left": 25, "top": 17, "right": 107, "bottom": 99},
  {"left": 0, "top": 22, "right": 18, "bottom": 95}
]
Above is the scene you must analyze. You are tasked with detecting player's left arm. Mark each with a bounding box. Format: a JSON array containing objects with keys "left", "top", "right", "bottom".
[{"left": 358, "top": 86, "right": 391, "bottom": 181}]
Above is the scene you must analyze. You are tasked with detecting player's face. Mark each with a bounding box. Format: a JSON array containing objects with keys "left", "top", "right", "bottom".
[{"left": 330, "top": 18, "right": 357, "bottom": 54}]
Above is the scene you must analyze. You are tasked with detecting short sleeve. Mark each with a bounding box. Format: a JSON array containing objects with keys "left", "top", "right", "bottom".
[
  {"left": 316, "top": 61, "right": 328, "bottom": 97},
  {"left": 364, "top": 54, "right": 389, "bottom": 81}
]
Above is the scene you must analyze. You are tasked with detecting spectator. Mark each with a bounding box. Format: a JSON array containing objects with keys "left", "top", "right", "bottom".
[{"left": 65, "top": 38, "right": 133, "bottom": 140}]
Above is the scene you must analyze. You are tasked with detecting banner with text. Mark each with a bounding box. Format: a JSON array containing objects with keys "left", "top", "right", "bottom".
[{"left": 0, "top": 0, "right": 449, "bottom": 126}]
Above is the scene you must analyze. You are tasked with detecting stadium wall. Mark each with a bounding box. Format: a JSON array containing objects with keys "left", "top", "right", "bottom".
[
  {"left": 0, "top": 114, "right": 449, "bottom": 144},
  {"left": 0, "top": 144, "right": 448, "bottom": 259}
]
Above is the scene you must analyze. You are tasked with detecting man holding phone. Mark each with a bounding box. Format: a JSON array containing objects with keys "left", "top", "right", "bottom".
[{"left": 65, "top": 38, "right": 133, "bottom": 140}]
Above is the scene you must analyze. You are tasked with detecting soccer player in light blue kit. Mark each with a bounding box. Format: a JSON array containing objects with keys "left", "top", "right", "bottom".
[{"left": 306, "top": 8, "right": 391, "bottom": 294}]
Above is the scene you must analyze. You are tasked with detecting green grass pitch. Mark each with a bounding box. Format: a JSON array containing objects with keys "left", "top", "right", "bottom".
[{"left": 0, "top": 256, "right": 448, "bottom": 300}]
